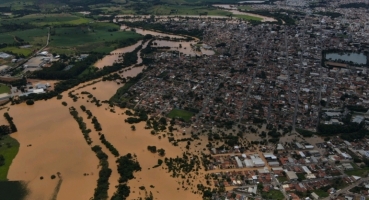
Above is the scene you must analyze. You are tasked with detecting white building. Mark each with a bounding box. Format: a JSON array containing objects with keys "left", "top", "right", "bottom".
[
  {"left": 235, "top": 156, "right": 243, "bottom": 168},
  {"left": 302, "top": 166, "right": 312, "bottom": 174}
]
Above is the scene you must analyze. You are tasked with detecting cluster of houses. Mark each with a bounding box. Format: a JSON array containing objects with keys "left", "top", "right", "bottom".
[{"left": 123, "top": 9, "right": 369, "bottom": 133}]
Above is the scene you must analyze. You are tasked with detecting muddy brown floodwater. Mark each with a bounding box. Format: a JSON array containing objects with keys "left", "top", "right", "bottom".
[
  {"left": 4, "top": 99, "right": 99, "bottom": 200},
  {"left": 94, "top": 41, "right": 143, "bottom": 68},
  {"left": 4, "top": 65, "right": 203, "bottom": 199}
]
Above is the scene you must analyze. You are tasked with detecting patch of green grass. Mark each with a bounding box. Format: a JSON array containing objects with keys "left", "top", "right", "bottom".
[
  {"left": 345, "top": 168, "right": 369, "bottom": 176},
  {"left": 261, "top": 190, "right": 284, "bottom": 200},
  {"left": 1, "top": 13, "right": 91, "bottom": 27},
  {"left": 167, "top": 109, "right": 194, "bottom": 122},
  {"left": 313, "top": 189, "right": 329, "bottom": 198},
  {"left": 277, "top": 176, "right": 288, "bottom": 183},
  {"left": 48, "top": 23, "right": 142, "bottom": 54},
  {"left": 238, "top": 5, "right": 252, "bottom": 10},
  {"left": 110, "top": 81, "right": 136, "bottom": 102},
  {"left": 297, "top": 173, "right": 306, "bottom": 181},
  {"left": 0, "top": 47, "right": 33, "bottom": 57},
  {"left": 0, "top": 135, "right": 20, "bottom": 180},
  {"left": 234, "top": 14, "right": 262, "bottom": 21},
  {"left": 149, "top": 5, "right": 232, "bottom": 16},
  {"left": 0, "top": 28, "right": 48, "bottom": 46},
  {"left": 78, "top": 66, "right": 98, "bottom": 78},
  {"left": 0, "top": 84, "right": 10, "bottom": 94}
]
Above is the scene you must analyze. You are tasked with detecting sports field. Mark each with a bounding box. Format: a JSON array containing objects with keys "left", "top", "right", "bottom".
[
  {"left": 0, "top": 84, "right": 10, "bottom": 94},
  {"left": 167, "top": 109, "right": 194, "bottom": 122}
]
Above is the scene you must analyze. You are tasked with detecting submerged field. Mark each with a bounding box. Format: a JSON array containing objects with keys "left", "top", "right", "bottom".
[
  {"left": 167, "top": 108, "right": 195, "bottom": 122},
  {"left": 2, "top": 74, "right": 204, "bottom": 199}
]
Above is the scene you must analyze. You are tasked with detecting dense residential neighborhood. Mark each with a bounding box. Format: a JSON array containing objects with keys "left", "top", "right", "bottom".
[{"left": 0, "top": 0, "right": 369, "bottom": 199}]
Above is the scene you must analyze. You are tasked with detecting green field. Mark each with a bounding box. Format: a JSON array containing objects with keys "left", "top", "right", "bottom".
[
  {"left": 78, "top": 66, "right": 99, "bottom": 78},
  {"left": 0, "top": 47, "right": 33, "bottom": 57},
  {"left": 0, "top": 84, "right": 10, "bottom": 94},
  {"left": 237, "top": 5, "right": 252, "bottom": 10},
  {"left": 167, "top": 109, "right": 194, "bottom": 122},
  {"left": 276, "top": 176, "right": 288, "bottom": 183},
  {"left": 261, "top": 190, "right": 285, "bottom": 200},
  {"left": 0, "top": 135, "right": 20, "bottom": 180},
  {"left": 313, "top": 189, "right": 329, "bottom": 198},
  {"left": 345, "top": 167, "right": 369, "bottom": 176},
  {"left": 1, "top": 13, "right": 91, "bottom": 27},
  {"left": 149, "top": 5, "right": 232, "bottom": 16},
  {"left": 49, "top": 23, "right": 143, "bottom": 54},
  {"left": 234, "top": 14, "right": 262, "bottom": 21},
  {"left": 297, "top": 173, "right": 306, "bottom": 180},
  {"left": 0, "top": 28, "right": 48, "bottom": 46}
]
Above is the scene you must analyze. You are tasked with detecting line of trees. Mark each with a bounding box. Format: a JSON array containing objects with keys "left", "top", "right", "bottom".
[
  {"left": 3, "top": 112, "right": 17, "bottom": 133},
  {"left": 91, "top": 145, "right": 112, "bottom": 200},
  {"left": 99, "top": 134, "right": 119, "bottom": 157},
  {"left": 68, "top": 107, "right": 92, "bottom": 144},
  {"left": 91, "top": 116, "right": 102, "bottom": 131}
]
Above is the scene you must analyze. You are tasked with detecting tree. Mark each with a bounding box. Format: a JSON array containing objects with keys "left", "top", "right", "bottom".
[
  {"left": 157, "top": 148, "right": 165, "bottom": 156},
  {"left": 131, "top": 125, "right": 136, "bottom": 131},
  {"left": 26, "top": 99, "right": 34, "bottom": 105},
  {"left": 0, "top": 155, "right": 4, "bottom": 166}
]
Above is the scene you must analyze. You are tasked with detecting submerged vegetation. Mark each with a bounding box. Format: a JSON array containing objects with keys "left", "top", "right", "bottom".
[
  {"left": 91, "top": 145, "right": 112, "bottom": 200},
  {"left": 112, "top": 153, "right": 141, "bottom": 200}
]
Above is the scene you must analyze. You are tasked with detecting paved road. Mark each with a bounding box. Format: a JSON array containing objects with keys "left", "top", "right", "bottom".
[
  {"left": 322, "top": 177, "right": 369, "bottom": 200},
  {"left": 14, "top": 28, "right": 50, "bottom": 72}
]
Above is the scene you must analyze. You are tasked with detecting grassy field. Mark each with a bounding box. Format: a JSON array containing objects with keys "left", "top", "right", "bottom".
[
  {"left": 237, "top": 5, "right": 252, "bottom": 10},
  {"left": 297, "top": 173, "right": 306, "bottom": 180},
  {"left": 234, "top": 14, "right": 262, "bottom": 21},
  {"left": 345, "top": 167, "right": 369, "bottom": 176},
  {"left": 276, "top": 176, "right": 288, "bottom": 183},
  {"left": 78, "top": 66, "right": 99, "bottom": 78},
  {"left": 0, "top": 46, "right": 33, "bottom": 57},
  {"left": 149, "top": 5, "right": 232, "bottom": 16},
  {"left": 1, "top": 13, "right": 91, "bottom": 27},
  {"left": 0, "top": 135, "right": 20, "bottom": 180},
  {"left": 146, "top": 5, "right": 262, "bottom": 21},
  {"left": 167, "top": 109, "right": 194, "bottom": 122},
  {"left": 0, "top": 28, "right": 48, "bottom": 46},
  {"left": 0, "top": 84, "right": 10, "bottom": 94},
  {"left": 313, "top": 189, "right": 329, "bottom": 198},
  {"left": 261, "top": 190, "right": 284, "bottom": 200},
  {"left": 48, "top": 23, "right": 143, "bottom": 54}
]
